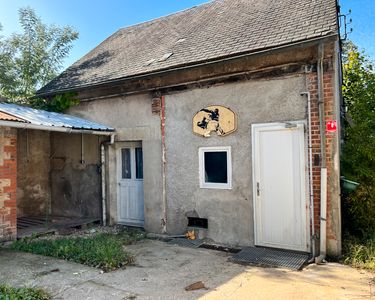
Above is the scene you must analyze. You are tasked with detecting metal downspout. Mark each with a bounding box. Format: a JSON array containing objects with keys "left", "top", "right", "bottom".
[
  {"left": 161, "top": 95, "right": 167, "bottom": 233},
  {"left": 316, "top": 43, "right": 328, "bottom": 263},
  {"left": 101, "top": 134, "right": 115, "bottom": 226},
  {"left": 301, "top": 90, "right": 315, "bottom": 259}
]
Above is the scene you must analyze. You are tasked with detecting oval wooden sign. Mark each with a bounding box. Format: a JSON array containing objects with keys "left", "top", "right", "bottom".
[{"left": 193, "top": 105, "right": 237, "bottom": 137}]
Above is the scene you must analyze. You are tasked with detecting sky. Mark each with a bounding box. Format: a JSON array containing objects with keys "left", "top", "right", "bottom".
[
  {"left": 339, "top": 0, "right": 375, "bottom": 57},
  {"left": 0, "top": 0, "right": 374, "bottom": 70}
]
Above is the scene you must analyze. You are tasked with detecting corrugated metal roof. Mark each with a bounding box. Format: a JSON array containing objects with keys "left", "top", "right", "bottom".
[{"left": 0, "top": 103, "right": 114, "bottom": 132}]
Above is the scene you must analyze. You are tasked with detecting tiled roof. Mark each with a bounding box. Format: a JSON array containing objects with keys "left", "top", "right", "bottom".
[
  {"left": 37, "top": 0, "right": 338, "bottom": 96},
  {"left": 0, "top": 111, "right": 26, "bottom": 122},
  {"left": 0, "top": 103, "right": 114, "bottom": 131}
]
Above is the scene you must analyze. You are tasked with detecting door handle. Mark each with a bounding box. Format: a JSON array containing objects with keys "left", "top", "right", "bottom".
[{"left": 257, "top": 182, "right": 260, "bottom": 196}]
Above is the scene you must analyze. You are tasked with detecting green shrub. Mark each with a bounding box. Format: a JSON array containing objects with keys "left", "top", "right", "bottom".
[
  {"left": 341, "top": 41, "right": 375, "bottom": 237},
  {"left": 0, "top": 285, "right": 50, "bottom": 300},
  {"left": 342, "top": 185, "right": 375, "bottom": 236},
  {"left": 343, "top": 233, "right": 375, "bottom": 271},
  {"left": 10, "top": 230, "right": 143, "bottom": 272}
]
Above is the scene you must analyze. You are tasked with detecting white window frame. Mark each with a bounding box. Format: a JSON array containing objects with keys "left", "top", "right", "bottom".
[{"left": 199, "top": 146, "right": 232, "bottom": 189}]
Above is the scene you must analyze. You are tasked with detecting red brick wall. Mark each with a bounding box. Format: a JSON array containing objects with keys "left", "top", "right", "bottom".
[
  {"left": 308, "top": 57, "right": 340, "bottom": 255},
  {"left": 0, "top": 127, "right": 17, "bottom": 241}
]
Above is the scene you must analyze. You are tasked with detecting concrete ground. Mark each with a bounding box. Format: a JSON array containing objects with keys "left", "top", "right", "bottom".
[{"left": 0, "top": 239, "right": 373, "bottom": 300}]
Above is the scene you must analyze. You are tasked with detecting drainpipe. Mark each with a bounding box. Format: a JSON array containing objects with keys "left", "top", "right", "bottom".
[
  {"left": 80, "top": 133, "right": 85, "bottom": 164},
  {"left": 161, "top": 95, "right": 167, "bottom": 233},
  {"left": 316, "top": 43, "right": 328, "bottom": 263},
  {"left": 101, "top": 134, "right": 115, "bottom": 226},
  {"left": 301, "top": 91, "right": 315, "bottom": 259}
]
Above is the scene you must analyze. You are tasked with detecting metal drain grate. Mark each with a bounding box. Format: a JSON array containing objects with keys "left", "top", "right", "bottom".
[
  {"left": 168, "top": 238, "right": 204, "bottom": 248},
  {"left": 229, "top": 247, "right": 309, "bottom": 270}
]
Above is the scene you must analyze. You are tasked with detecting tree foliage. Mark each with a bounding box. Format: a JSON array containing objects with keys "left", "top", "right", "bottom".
[
  {"left": 29, "top": 92, "right": 80, "bottom": 113},
  {"left": 0, "top": 7, "right": 78, "bottom": 105},
  {"left": 341, "top": 41, "right": 375, "bottom": 236}
]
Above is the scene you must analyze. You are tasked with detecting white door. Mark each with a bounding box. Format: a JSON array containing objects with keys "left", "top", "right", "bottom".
[
  {"left": 117, "top": 144, "right": 144, "bottom": 226},
  {"left": 252, "top": 122, "right": 308, "bottom": 252}
]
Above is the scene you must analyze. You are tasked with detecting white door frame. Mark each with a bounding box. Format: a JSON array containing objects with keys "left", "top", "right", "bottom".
[
  {"left": 116, "top": 141, "right": 144, "bottom": 227},
  {"left": 251, "top": 121, "right": 310, "bottom": 252}
]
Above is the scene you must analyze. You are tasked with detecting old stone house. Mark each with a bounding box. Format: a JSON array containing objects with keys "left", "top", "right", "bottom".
[{"left": 30, "top": 0, "right": 342, "bottom": 257}]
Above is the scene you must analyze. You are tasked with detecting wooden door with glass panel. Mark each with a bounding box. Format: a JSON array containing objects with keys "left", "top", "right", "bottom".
[{"left": 117, "top": 143, "right": 144, "bottom": 226}]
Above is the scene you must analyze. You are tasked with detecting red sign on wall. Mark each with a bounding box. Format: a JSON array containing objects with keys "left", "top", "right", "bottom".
[{"left": 326, "top": 120, "right": 337, "bottom": 133}]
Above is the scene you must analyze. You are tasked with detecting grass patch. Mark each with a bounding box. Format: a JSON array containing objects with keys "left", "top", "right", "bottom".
[
  {"left": 343, "top": 233, "right": 375, "bottom": 271},
  {"left": 10, "top": 228, "right": 144, "bottom": 272},
  {"left": 0, "top": 284, "right": 50, "bottom": 300}
]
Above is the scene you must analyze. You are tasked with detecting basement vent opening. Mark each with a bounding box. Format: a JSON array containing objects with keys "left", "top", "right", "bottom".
[{"left": 188, "top": 217, "right": 208, "bottom": 229}]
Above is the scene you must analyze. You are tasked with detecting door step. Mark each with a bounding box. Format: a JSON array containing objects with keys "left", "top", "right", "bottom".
[{"left": 229, "top": 247, "right": 309, "bottom": 270}]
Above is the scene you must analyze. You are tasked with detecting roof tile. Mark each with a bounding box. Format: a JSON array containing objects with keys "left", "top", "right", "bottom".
[{"left": 37, "top": 0, "right": 338, "bottom": 96}]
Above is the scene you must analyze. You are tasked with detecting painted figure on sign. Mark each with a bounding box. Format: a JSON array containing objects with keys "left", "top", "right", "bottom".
[
  {"left": 193, "top": 105, "right": 236, "bottom": 137},
  {"left": 197, "top": 108, "right": 225, "bottom": 137},
  {"left": 201, "top": 108, "right": 219, "bottom": 121}
]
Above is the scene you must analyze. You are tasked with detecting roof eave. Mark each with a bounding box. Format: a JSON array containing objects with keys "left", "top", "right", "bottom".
[
  {"left": 0, "top": 119, "right": 114, "bottom": 135},
  {"left": 36, "top": 33, "right": 339, "bottom": 98}
]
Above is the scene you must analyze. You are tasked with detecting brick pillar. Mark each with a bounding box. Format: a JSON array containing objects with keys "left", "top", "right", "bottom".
[
  {"left": 0, "top": 127, "right": 17, "bottom": 241},
  {"left": 308, "top": 60, "right": 341, "bottom": 256}
]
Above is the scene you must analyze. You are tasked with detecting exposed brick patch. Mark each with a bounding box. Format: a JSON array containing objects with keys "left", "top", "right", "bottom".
[
  {"left": 151, "top": 97, "right": 162, "bottom": 115},
  {"left": 0, "top": 127, "right": 17, "bottom": 241},
  {"left": 308, "top": 58, "right": 339, "bottom": 254}
]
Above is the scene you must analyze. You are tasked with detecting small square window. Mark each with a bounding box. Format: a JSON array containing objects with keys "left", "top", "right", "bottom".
[{"left": 199, "top": 146, "right": 232, "bottom": 189}]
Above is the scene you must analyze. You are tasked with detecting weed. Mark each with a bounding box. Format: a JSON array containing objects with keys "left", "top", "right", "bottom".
[
  {"left": 343, "top": 233, "right": 375, "bottom": 271},
  {"left": 0, "top": 284, "right": 50, "bottom": 300},
  {"left": 10, "top": 228, "right": 144, "bottom": 272}
]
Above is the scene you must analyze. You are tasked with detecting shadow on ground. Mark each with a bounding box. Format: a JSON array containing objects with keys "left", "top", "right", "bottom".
[{"left": 0, "top": 239, "right": 373, "bottom": 300}]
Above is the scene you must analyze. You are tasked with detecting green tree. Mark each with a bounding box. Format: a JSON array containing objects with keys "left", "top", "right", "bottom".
[
  {"left": 341, "top": 41, "right": 375, "bottom": 236},
  {"left": 0, "top": 7, "right": 78, "bottom": 103}
]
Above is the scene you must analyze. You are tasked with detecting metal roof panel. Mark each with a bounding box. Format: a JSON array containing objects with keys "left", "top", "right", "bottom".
[{"left": 0, "top": 103, "right": 114, "bottom": 131}]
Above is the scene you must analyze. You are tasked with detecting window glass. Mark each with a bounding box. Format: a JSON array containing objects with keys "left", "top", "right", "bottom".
[
  {"left": 199, "top": 146, "right": 231, "bottom": 189},
  {"left": 204, "top": 151, "right": 228, "bottom": 183},
  {"left": 121, "top": 148, "right": 131, "bottom": 179},
  {"left": 135, "top": 147, "right": 143, "bottom": 179}
]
